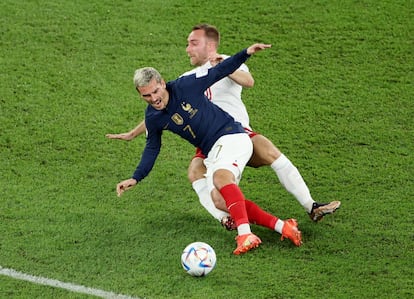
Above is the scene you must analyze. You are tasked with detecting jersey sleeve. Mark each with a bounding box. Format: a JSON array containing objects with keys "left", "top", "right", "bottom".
[
  {"left": 221, "top": 54, "right": 249, "bottom": 73},
  {"left": 131, "top": 114, "right": 162, "bottom": 182},
  {"left": 178, "top": 49, "right": 251, "bottom": 93}
]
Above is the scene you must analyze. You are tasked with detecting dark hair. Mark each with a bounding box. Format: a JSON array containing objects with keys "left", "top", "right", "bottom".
[{"left": 192, "top": 23, "right": 220, "bottom": 46}]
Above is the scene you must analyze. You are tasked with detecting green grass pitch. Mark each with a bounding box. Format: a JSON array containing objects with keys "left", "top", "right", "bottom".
[{"left": 1, "top": 0, "right": 413, "bottom": 298}]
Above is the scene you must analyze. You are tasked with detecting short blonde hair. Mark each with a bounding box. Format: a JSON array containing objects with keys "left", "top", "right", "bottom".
[{"left": 133, "top": 67, "right": 162, "bottom": 88}]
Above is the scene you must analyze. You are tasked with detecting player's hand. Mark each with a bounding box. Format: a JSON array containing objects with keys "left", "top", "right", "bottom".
[
  {"left": 209, "top": 54, "right": 224, "bottom": 66},
  {"left": 246, "top": 43, "right": 271, "bottom": 55},
  {"left": 106, "top": 132, "right": 134, "bottom": 141},
  {"left": 116, "top": 178, "right": 137, "bottom": 197}
]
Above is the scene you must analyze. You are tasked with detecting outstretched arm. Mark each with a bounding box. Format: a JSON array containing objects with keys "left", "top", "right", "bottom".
[
  {"left": 228, "top": 69, "right": 254, "bottom": 88},
  {"left": 246, "top": 43, "right": 271, "bottom": 55},
  {"left": 196, "top": 43, "right": 271, "bottom": 93},
  {"left": 229, "top": 43, "right": 270, "bottom": 87},
  {"left": 209, "top": 56, "right": 254, "bottom": 88},
  {"left": 106, "top": 120, "right": 146, "bottom": 141},
  {"left": 209, "top": 43, "right": 271, "bottom": 65}
]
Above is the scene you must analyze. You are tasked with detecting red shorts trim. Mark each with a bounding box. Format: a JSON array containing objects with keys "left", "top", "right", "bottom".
[
  {"left": 193, "top": 147, "right": 206, "bottom": 159},
  {"left": 244, "top": 127, "right": 259, "bottom": 138}
]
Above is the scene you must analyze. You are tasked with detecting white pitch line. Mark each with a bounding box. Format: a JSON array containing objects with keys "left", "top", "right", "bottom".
[{"left": 0, "top": 266, "right": 140, "bottom": 299}]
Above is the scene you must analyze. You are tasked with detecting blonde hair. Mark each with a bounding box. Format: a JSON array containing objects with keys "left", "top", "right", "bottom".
[{"left": 133, "top": 67, "right": 162, "bottom": 88}]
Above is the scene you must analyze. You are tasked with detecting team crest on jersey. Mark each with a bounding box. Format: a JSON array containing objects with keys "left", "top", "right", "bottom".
[
  {"left": 171, "top": 113, "right": 183, "bottom": 125},
  {"left": 181, "top": 102, "right": 198, "bottom": 118}
]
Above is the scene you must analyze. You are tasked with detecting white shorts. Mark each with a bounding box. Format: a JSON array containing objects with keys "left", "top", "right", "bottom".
[{"left": 204, "top": 133, "right": 253, "bottom": 193}]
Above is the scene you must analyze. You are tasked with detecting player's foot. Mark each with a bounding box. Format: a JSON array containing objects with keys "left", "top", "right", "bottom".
[
  {"left": 221, "top": 216, "right": 236, "bottom": 231},
  {"left": 233, "top": 233, "right": 261, "bottom": 255},
  {"left": 281, "top": 219, "right": 302, "bottom": 246},
  {"left": 309, "top": 201, "right": 341, "bottom": 222}
]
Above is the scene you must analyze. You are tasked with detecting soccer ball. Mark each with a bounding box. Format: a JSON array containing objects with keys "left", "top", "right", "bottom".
[{"left": 181, "top": 242, "right": 216, "bottom": 277}]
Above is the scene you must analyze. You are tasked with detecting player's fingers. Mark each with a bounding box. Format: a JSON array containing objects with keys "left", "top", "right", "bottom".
[
  {"left": 109, "top": 134, "right": 125, "bottom": 139},
  {"left": 116, "top": 184, "right": 124, "bottom": 197}
]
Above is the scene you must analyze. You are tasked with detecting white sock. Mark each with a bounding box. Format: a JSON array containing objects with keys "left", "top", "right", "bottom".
[
  {"left": 271, "top": 154, "right": 315, "bottom": 213},
  {"left": 237, "top": 223, "right": 252, "bottom": 236},
  {"left": 274, "top": 219, "right": 284, "bottom": 234},
  {"left": 192, "top": 178, "right": 229, "bottom": 221}
]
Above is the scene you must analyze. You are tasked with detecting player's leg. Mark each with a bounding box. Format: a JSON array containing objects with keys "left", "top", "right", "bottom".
[
  {"left": 248, "top": 134, "right": 314, "bottom": 212},
  {"left": 206, "top": 169, "right": 301, "bottom": 245},
  {"left": 205, "top": 134, "right": 261, "bottom": 255},
  {"left": 210, "top": 188, "right": 237, "bottom": 230},
  {"left": 188, "top": 153, "right": 230, "bottom": 223},
  {"left": 249, "top": 134, "right": 340, "bottom": 221},
  {"left": 244, "top": 199, "right": 302, "bottom": 246},
  {"left": 248, "top": 133, "right": 281, "bottom": 168}
]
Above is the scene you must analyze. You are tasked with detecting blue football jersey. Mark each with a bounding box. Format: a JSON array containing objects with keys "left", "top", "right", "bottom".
[{"left": 133, "top": 49, "right": 251, "bottom": 182}]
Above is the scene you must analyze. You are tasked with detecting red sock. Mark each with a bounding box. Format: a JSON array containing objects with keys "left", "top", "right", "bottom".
[
  {"left": 219, "top": 184, "right": 249, "bottom": 226},
  {"left": 245, "top": 199, "right": 278, "bottom": 230}
]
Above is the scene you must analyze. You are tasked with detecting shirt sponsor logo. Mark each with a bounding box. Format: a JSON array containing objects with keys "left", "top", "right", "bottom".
[{"left": 181, "top": 102, "right": 198, "bottom": 119}]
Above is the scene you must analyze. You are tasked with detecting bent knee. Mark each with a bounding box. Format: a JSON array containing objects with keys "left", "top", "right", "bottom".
[
  {"left": 249, "top": 138, "right": 281, "bottom": 167},
  {"left": 187, "top": 158, "right": 206, "bottom": 183}
]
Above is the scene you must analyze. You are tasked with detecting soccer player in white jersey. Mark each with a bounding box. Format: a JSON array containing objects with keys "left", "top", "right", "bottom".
[{"left": 106, "top": 24, "right": 340, "bottom": 230}]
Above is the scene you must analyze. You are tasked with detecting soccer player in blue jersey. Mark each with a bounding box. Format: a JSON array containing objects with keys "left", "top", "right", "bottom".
[{"left": 115, "top": 43, "right": 302, "bottom": 254}]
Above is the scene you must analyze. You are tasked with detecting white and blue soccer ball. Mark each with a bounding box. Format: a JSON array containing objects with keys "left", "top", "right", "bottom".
[{"left": 181, "top": 242, "right": 216, "bottom": 277}]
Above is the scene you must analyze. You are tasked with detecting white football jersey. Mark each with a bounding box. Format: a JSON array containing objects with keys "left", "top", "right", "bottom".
[{"left": 181, "top": 55, "right": 251, "bottom": 129}]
